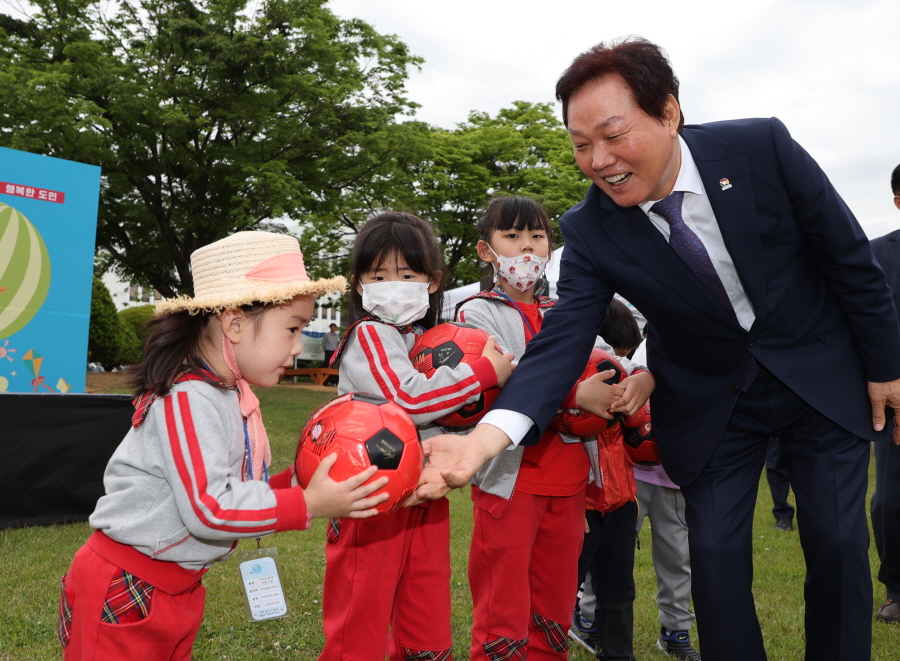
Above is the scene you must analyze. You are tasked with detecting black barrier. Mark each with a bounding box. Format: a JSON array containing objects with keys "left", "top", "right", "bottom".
[{"left": 0, "top": 393, "right": 133, "bottom": 528}]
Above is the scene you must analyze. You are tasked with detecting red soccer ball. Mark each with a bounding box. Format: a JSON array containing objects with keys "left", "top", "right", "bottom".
[
  {"left": 550, "top": 348, "right": 625, "bottom": 437},
  {"left": 623, "top": 402, "right": 661, "bottom": 466},
  {"left": 295, "top": 392, "right": 424, "bottom": 516},
  {"left": 409, "top": 322, "right": 500, "bottom": 429}
]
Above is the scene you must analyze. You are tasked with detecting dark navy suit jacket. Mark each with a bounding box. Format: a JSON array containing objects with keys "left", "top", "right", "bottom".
[
  {"left": 871, "top": 230, "right": 900, "bottom": 314},
  {"left": 495, "top": 117, "right": 900, "bottom": 486}
]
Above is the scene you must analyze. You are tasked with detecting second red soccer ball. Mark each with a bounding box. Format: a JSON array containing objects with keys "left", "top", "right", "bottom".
[
  {"left": 550, "top": 348, "right": 625, "bottom": 437},
  {"left": 409, "top": 322, "right": 500, "bottom": 429}
]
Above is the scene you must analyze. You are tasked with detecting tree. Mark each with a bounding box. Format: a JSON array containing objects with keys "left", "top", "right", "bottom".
[
  {"left": 119, "top": 303, "right": 156, "bottom": 348},
  {"left": 0, "top": 0, "right": 421, "bottom": 296},
  {"left": 88, "top": 276, "right": 138, "bottom": 367},
  {"left": 298, "top": 102, "right": 589, "bottom": 287}
]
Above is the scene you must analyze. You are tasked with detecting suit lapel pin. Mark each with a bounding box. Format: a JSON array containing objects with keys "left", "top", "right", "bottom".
[{"left": 719, "top": 178, "right": 733, "bottom": 191}]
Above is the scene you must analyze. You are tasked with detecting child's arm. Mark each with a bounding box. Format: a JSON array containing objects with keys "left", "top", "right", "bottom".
[
  {"left": 340, "top": 322, "right": 507, "bottom": 426},
  {"left": 153, "top": 385, "right": 386, "bottom": 540}
]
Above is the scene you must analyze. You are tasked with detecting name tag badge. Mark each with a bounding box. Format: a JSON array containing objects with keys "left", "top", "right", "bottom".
[{"left": 236, "top": 547, "right": 289, "bottom": 622}]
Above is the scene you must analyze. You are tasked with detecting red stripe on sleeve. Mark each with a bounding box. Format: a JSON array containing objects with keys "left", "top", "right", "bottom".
[
  {"left": 358, "top": 325, "right": 483, "bottom": 414},
  {"left": 165, "top": 393, "right": 276, "bottom": 534}
]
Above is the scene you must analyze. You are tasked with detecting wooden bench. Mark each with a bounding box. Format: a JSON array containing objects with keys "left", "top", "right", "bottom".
[{"left": 278, "top": 367, "right": 339, "bottom": 386}]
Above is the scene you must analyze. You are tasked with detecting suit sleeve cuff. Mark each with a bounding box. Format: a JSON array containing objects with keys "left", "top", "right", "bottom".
[
  {"left": 469, "top": 356, "right": 499, "bottom": 391},
  {"left": 274, "top": 486, "right": 310, "bottom": 532}
]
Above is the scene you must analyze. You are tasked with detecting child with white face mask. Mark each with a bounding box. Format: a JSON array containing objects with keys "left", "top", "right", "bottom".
[
  {"left": 455, "top": 197, "right": 650, "bottom": 660},
  {"left": 321, "top": 212, "right": 513, "bottom": 660}
]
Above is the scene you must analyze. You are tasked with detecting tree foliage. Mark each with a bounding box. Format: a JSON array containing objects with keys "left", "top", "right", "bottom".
[
  {"left": 299, "top": 102, "right": 589, "bottom": 287},
  {"left": 0, "top": 0, "right": 421, "bottom": 296},
  {"left": 118, "top": 303, "right": 156, "bottom": 348},
  {"left": 88, "top": 276, "right": 139, "bottom": 367}
]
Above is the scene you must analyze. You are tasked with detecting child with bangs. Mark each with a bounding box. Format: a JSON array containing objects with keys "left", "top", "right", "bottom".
[
  {"left": 320, "top": 212, "right": 514, "bottom": 660},
  {"left": 455, "top": 197, "right": 652, "bottom": 660}
]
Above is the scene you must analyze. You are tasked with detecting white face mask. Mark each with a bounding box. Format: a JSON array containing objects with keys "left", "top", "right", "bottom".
[
  {"left": 488, "top": 245, "right": 550, "bottom": 293},
  {"left": 361, "top": 280, "right": 431, "bottom": 326}
]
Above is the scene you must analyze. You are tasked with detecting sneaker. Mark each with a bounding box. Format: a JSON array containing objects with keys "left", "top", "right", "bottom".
[
  {"left": 876, "top": 598, "right": 900, "bottom": 623},
  {"left": 774, "top": 518, "right": 793, "bottom": 532},
  {"left": 568, "top": 611, "right": 598, "bottom": 654},
  {"left": 658, "top": 628, "right": 701, "bottom": 660}
]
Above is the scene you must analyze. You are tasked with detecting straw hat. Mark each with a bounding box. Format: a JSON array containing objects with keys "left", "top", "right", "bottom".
[{"left": 155, "top": 231, "right": 346, "bottom": 315}]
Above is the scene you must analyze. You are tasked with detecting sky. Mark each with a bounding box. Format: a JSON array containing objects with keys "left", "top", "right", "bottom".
[{"left": 330, "top": 0, "right": 900, "bottom": 238}]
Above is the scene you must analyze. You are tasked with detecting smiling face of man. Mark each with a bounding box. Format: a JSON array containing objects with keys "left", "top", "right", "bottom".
[{"left": 567, "top": 74, "right": 682, "bottom": 209}]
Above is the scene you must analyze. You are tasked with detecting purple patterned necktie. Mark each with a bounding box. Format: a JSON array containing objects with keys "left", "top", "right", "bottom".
[
  {"left": 650, "top": 191, "right": 736, "bottom": 318},
  {"left": 650, "top": 190, "right": 759, "bottom": 390}
]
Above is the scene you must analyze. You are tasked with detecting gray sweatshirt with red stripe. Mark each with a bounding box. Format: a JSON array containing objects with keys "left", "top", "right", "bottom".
[
  {"left": 337, "top": 320, "right": 498, "bottom": 438},
  {"left": 89, "top": 381, "right": 308, "bottom": 571}
]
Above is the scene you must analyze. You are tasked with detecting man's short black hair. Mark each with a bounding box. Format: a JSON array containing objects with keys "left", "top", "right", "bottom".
[
  {"left": 329, "top": 323, "right": 337, "bottom": 329},
  {"left": 892, "top": 163, "right": 900, "bottom": 196}
]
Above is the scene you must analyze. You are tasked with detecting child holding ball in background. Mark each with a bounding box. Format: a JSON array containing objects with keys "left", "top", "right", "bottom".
[
  {"left": 58, "top": 232, "right": 389, "bottom": 661},
  {"left": 322, "top": 212, "right": 513, "bottom": 660},
  {"left": 455, "top": 197, "right": 652, "bottom": 660}
]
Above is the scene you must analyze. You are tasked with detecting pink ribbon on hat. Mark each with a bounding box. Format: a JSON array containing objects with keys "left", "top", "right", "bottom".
[
  {"left": 244, "top": 252, "right": 308, "bottom": 282},
  {"left": 222, "top": 334, "right": 271, "bottom": 480}
]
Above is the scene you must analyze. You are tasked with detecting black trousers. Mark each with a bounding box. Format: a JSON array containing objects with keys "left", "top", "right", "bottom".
[
  {"left": 577, "top": 502, "right": 638, "bottom": 661},
  {"left": 680, "top": 365, "right": 871, "bottom": 661},
  {"left": 871, "top": 435, "right": 900, "bottom": 600},
  {"left": 765, "top": 436, "right": 795, "bottom": 521}
]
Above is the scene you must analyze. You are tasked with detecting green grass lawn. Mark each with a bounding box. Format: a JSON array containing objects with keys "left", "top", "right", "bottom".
[{"left": 1, "top": 384, "right": 896, "bottom": 659}]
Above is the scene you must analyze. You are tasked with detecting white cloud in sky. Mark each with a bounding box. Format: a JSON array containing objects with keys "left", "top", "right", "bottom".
[{"left": 330, "top": 0, "right": 900, "bottom": 238}]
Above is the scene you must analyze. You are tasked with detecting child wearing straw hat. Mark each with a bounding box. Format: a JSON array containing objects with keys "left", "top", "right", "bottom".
[{"left": 58, "top": 231, "right": 390, "bottom": 661}]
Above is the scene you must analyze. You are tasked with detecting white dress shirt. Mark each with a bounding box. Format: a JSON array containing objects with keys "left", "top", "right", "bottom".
[{"left": 479, "top": 136, "right": 754, "bottom": 447}]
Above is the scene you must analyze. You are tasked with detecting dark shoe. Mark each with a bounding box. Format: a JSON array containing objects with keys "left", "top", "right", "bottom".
[
  {"left": 568, "top": 611, "right": 598, "bottom": 654},
  {"left": 658, "top": 628, "right": 701, "bottom": 660},
  {"left": 876, "top": 599, "right": 900, "bottom": 623},
  {"left": 774, "top": 518, "right": 793, "bottom": 531}
]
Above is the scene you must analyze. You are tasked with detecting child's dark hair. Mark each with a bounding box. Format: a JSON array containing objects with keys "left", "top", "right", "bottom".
[
  {"left": 601, "top": 298, "right": 642, "bottom": 355},
  {"left": 477, "top": 196, "right": 554, "bottom": 246},
  {"left": 127, "top": 303, "right": 268, "bottom": 397},
  {"left": 349, "top": 212, "right": 446, "bottom": 328}
]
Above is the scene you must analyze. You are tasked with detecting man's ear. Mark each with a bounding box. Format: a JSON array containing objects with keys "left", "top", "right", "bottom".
[
  {"left": 894, "top": 195, "right": 900, "bottom": 211},
  {"left": 663, "top": 94, "right": 681, "bottom": 136},
  {"left": 220, "top": 308, "right": 246, "bottom": 344},
  {"left": 428, "top": 270, "right": 443, "bottom": 295}
]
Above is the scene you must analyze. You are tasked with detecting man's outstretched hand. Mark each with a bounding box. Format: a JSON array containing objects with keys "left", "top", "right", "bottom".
[{"left": 416, "top": 425, "right": 513, "bottom": 499}]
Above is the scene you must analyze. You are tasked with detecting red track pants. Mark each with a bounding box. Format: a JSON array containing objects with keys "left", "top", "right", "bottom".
[
  {"left": 468, "top": 488, "right": 586, "bottom": 661},
  {"left": 60, "top": 531, "right": 206, "bottom": 661},
  {"left": 320, "top": 498, "right": 452, "bottom": 661}
]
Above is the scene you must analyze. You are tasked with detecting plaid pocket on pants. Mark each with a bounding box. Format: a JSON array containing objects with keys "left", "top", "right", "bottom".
[
  {"left": 101, "top": 570, "right": 155, "bottom": 624},
  {"left": 57, "top": 576, "right": 73, "bottom": 648}
]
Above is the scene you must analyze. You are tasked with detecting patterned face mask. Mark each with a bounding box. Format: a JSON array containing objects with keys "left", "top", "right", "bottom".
[
  {"left": 487, "top": 245, "right": 550, "bottom": 293},
  {"left": 361, "top": 280, "right": 431, "bottom": 326}
]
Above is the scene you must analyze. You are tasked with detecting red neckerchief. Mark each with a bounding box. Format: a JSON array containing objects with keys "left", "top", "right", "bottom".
[
  {"left": 131, "top": 366, "right": 227, "bottom": 429},
  {"left": 329, "top": 315, "right": 421, "bottom": 368}
]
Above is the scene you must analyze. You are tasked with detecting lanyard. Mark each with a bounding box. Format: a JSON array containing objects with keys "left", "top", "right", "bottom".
[
  {"left": 243, "top": 419, "right": 269, "bottom": 484},
  {"left": 492, "top": 286, "right": 538, "bottom": 341}
]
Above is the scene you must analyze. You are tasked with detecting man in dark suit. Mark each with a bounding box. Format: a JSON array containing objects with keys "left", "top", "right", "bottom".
[
  {"left": 868, "top": 163, "right": 900, "bottom": 625},
  {"left": 421, "top": 38, "right": 900, "bottom": 660}
]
